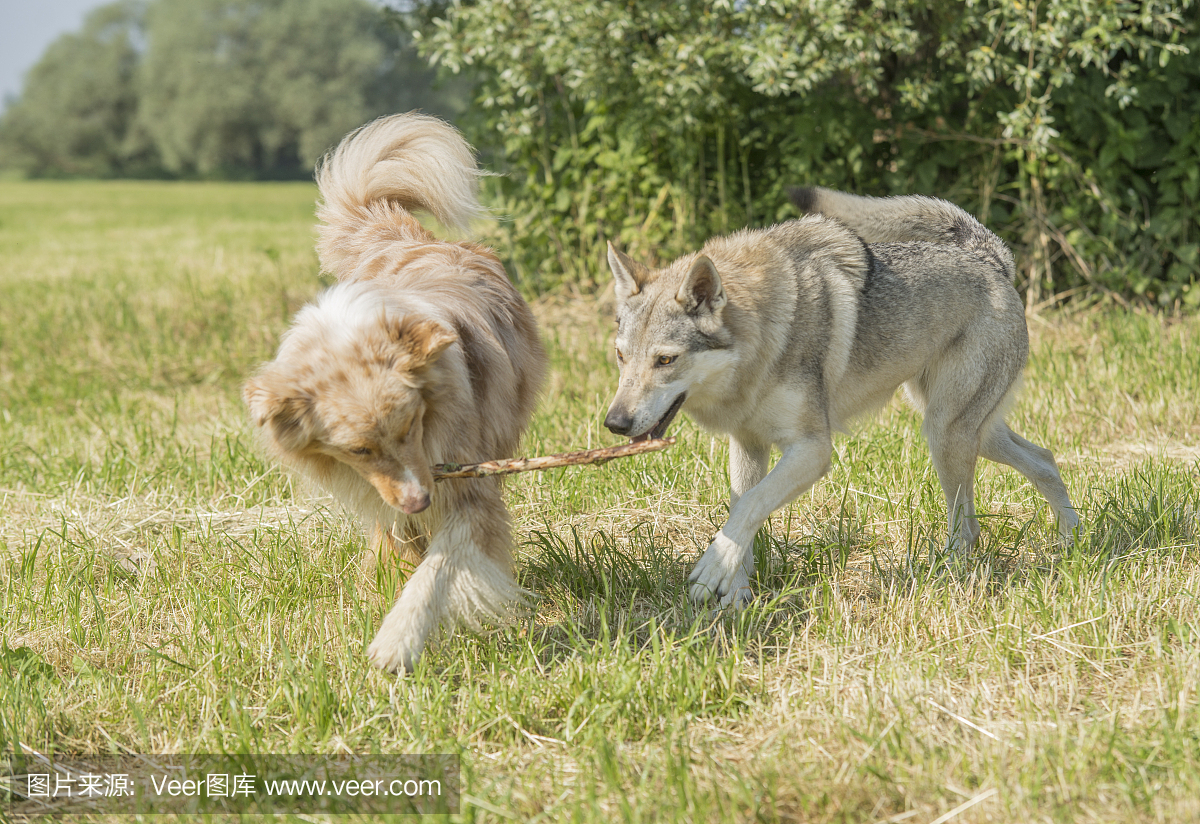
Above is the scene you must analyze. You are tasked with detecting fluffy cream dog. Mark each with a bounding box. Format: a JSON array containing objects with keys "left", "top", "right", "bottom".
[{"left": 245, "top": 114, "right": 546, "bottom": 672}]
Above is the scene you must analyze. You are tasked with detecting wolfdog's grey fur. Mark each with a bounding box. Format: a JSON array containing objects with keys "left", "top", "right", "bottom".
[{"left": 604, "top": 186, "right": 1079, "bottom": 606}]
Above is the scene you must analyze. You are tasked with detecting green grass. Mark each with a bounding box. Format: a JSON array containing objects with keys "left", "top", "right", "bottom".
[{"left": 2, "top": 180, "right": 1200, "bottom": 822}]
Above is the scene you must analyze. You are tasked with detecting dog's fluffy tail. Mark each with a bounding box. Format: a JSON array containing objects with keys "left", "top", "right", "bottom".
[
  {"left": 789, "top": 186, "right": 1015, "bottom": 281},
  {"left": 315, "top": 112, "right": 486, "bottom": 274}
]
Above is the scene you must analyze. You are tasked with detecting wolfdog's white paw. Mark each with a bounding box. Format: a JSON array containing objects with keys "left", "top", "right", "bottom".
[
  {"left": 366, "top": 607, "right": 432, "bottom": 674},
  {"left": 688, "top": 531, "right": 754, "bottom": 608}
]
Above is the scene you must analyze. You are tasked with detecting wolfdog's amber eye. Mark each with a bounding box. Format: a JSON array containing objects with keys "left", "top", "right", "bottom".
[
  {"left": 615, "top": 348, "right": 624, "bottom": 362},
  {"left": 656, "top": 355, "right": 677, "bottom": 366}
]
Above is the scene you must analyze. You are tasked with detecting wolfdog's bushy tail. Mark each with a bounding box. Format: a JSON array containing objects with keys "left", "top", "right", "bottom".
[
  {"left": 789, "top": 186, "right": 1015, "bottom": 281},
  {"left": 315, "top": 113, "right": 486, "bottom": 275}
]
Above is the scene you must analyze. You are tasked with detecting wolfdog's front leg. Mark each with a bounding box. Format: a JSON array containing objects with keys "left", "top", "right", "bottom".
[
  {"left": 730, "top": 437, "right": 770, "bottom": 507},
  {"left": 689, "top": 434, "right": 832, "bottom": 607}
]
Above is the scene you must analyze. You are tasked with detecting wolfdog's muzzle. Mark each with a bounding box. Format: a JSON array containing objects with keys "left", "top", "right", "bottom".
[{"left": 605, "top": 392, "right": 686, "bottom": 442}]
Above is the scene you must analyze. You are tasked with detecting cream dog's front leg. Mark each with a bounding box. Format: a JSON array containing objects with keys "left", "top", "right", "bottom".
[
  {"left": 367, "top": 551, "right": 449, "bottom": 673},
  {"left": 367, "top": 495, "right": 522, "bottom": 673}
]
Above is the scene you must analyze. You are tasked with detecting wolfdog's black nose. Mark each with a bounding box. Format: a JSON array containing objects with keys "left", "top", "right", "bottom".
[{"left": 604, "top": 408, "right": 632, "bottom": 435}]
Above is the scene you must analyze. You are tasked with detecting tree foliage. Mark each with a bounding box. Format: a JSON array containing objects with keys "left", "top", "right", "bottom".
[
  {"left": 139, "top": 0, "right": 421, "bottom": 176},
  {"left": 0, "top": 0, "right": 458, "bottom": 179},
  {"left": 421, "top": 0, "right": 1198, "bottom": 306},
  {"left": 0, "top": 2, "right": 147, "bottom": 177}
]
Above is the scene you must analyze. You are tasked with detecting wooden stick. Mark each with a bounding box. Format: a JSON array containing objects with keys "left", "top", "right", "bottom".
[{"left": 432, "top": 437, "right": 676, "bottom": 481}]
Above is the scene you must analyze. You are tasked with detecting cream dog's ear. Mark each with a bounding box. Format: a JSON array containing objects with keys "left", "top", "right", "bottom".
[
  {"left": 244, "top": 378, "right": 318, "bottom": 451},
  {"left": 388, "top": 316, "right": 457, "bottom": 369}
]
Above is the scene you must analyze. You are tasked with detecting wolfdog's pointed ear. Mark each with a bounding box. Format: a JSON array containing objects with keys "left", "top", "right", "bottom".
[
  {"left": 390, "top": 316, "right": 458, "bottom": 368},
  {"left": 244, "top": 379, "right": 318, "bottom": 451},
  {"left": 607, "top": 241, "right": 645, "bottom": 299},
  {"left": 676, "top": 255, "right": 726, "bottom": 315}
]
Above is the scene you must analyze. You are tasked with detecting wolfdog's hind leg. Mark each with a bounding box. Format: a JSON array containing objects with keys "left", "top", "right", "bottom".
[
  {"left": 923, "top": 421, "right": 983, "bottom": 553},
  {"left": 980, "top": 422, "right": 1080, "bottom": 543}
]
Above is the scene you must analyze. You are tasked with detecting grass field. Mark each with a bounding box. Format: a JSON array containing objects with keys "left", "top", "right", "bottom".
[{"left": 2, "top": 180, "right": 1199, "bottom": 822}]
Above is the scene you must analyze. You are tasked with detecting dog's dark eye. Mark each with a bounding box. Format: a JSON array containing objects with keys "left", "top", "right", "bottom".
[
  {"left": 349, "top": 446, "right": 374, "bottom": 457},
  {"left": 656, "top": 355, "right": 677, "bottom": 366}
]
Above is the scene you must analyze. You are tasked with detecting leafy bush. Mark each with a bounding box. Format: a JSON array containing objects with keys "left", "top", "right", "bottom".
[{"left": 421, "top": 0, "right": 1198, "bottom": 306}]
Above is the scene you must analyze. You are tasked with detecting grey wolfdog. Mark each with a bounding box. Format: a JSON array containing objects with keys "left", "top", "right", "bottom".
[{"left": 604, "top": 186, "right": 1080, "bottom": 607}]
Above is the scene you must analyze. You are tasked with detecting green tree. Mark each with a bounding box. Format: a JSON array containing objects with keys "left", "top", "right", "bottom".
[
  {"left": 137, "top": 0, "right": 408, "bottom": 177},
  {"left": 0, "top": 0, "right": 457, "bottom": 179},
  {"left": 0, "top": 1, "right": 149, "bottom": 177}
]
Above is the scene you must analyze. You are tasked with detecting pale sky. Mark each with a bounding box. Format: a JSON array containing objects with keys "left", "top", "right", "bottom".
[{"left": 0, "top": 0, "right": 110, "bottom": 110}]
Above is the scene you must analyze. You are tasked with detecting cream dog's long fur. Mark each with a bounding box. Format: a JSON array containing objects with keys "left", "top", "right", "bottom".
[{"left": 245, "top": 114, "right": 546, "bottom": 672}]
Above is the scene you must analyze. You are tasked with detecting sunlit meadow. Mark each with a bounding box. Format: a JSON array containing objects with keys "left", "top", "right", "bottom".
[{"left": 2, "top": 181, "right": 1198, "bottom": 822}]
